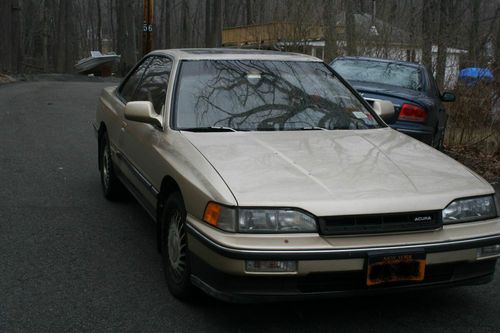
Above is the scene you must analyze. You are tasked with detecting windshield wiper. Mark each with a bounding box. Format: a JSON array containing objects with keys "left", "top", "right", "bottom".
[
  {"left": 296, "top": 126, "right": 329, "bottom": 131},
  {"left": 180, "top": 126, "right": 237, "bottom": 132}
]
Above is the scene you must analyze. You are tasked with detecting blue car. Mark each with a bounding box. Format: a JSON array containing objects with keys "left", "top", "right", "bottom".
[{"left": 330, "top": 57, "right": 455, "bottom": 150}]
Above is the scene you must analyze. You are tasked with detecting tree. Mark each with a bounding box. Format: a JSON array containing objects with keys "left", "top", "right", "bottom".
[
  {"left": 345, "top": 0, "right": 356, "bottom": 55},
  {"left": 421, "top": 0, "right": 436, "bottom": 71},
  {"left": 436, "top": 0, "right": 450, "bottom": 88},
  {"left": 56, "top": 0, "right": 77, "bottom": 72},
  {"left": 0, "top": 0, "right": 22, "bottom": 73},
  {"left": 205, "top": 0, "right": 223, "bottom": 47},
  {"left": 468, "top": 0, "right": 482, "bottom": 66},
  {"left": 323, "top": 0, "right": 338, "bottom": 62},
  {"left": 246, "top": 0, "right": 253, "bottom": 25},
  {"left": 117, "top": 0, "right": 137, "bottom": 75},
  {"left": 96, "top": 0, "right": 102, "bottom": 51},
  {"left": 161, "top": 0, "right": 171, "bottom": 49}
]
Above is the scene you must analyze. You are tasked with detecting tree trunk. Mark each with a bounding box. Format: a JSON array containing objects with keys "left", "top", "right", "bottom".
[
  {"left": 181, "top": 0, "right": 189, "bottom": 48},
  {"left": 11, "top": 0, "right": 22, "bottom": 72},
  {"left": 205, "top": 0, "right": 212, "bottom": 47},
  {"left": 55, "top": 0, "right": 78, "bottom": 72},
  {"left": 0, "top": 1, "right": 9, "bottom": 71},
  {"left": 421, "top": 0, "right": 436, "bottom": 71},
  {"left": 109, "top": 0, "right": 116, "bottom": 51},
  {"left": 345, "top": 0, "right": 356, "bottom": 55},
  {"left": 65, "top": 0, "right": 77, "bottom": 71},
  {"left": 96, "top": 0, "right": 102, "bottom": 51},
  {"left": 160, "top": 0, "right": 172, "bottom": 49},
  {"left": 246, "top": 0, "right": 253, "bottom": 25},
  {"left": 42, "top": 0, "right": 49, "bottom": 71},
  {"left": 323, "top": 0, "right": 338, "bottom": 62},
  {"left": 212, "top": 0, "right": 223, "bottom": 47},
  {"left": 164, "top": 0, "right": 171, "bottom": 48},
  {"left": 436, "top": 0, "right": 448, "bottom": 89},
  {"left": 56, "top": 0, "right": 67, "bottom": 73},
  {"left": 117, "top": 0, "right": 137, "bottom": 75},
  {"left": 494, "top": 7, "right": 500, "bottom": 96},
  {"left": 468, "top": 0, "right": 481, "bottom": 66}
]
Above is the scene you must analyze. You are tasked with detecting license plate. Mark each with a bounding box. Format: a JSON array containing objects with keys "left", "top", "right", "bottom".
[{"left": 366, "top": 252, "right": 426, "bottom": 286}]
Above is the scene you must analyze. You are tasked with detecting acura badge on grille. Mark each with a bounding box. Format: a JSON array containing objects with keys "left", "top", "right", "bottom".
[{"left": 414, "top": 216, "right": 433, "bottom": 223}]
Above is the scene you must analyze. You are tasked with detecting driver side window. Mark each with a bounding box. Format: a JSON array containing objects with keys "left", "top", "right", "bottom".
[
  {"left": 133, "top": 56, "right": 173, "bottom": 114},
  {"left": 119, "top": 57, "right": 152, "bottom": 102}
]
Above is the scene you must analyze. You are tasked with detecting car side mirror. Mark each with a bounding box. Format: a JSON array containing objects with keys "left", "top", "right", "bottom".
[
  {"left": 371, "top": 99, "right": 395, "bottom": 121},
  {"left": 440, "top": 92, "right": 456, "bottom": 102},
  {"left": 124, "top": 101, "right": 163, "bottom": 128}
]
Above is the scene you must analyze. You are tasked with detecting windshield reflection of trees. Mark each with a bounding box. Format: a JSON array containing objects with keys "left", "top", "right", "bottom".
[{"left": 192, "top": 61, "right": 375, "bottom": 131}]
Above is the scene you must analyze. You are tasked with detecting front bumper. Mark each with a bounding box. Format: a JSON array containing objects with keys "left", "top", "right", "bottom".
[{"left": 186, "top": 218, "right": 500, "bottom": 302}]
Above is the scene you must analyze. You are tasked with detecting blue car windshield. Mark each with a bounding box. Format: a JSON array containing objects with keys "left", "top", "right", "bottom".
[
  {"left": 173, "top": 60, "right": 382, "bottom": 131},
  {"left": 331, "top": 59, "right": 423, "bottom": 91}
]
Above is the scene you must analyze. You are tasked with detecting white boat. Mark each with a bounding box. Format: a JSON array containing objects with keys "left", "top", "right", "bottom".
[{"left": 75, "top": 51, "right": 121, "bottom": 75}]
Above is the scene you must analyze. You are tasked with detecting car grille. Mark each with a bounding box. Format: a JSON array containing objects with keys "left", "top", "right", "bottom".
[{"left": 318, "top": 211, "right": 442, "bottom": 235}]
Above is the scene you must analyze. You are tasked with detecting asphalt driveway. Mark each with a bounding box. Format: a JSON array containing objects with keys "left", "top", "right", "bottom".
[{"left": 0, "top": 79, "right": 499, "bottom": 332}]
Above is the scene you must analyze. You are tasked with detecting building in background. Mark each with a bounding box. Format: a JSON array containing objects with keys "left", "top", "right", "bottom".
[{"left": 222, "top": 12, "right": 467, "bottom": 89}]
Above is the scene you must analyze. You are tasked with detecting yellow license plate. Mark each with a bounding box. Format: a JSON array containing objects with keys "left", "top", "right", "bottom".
[{"left": 367, "top": 253, "right": 426, "bottom": 286}]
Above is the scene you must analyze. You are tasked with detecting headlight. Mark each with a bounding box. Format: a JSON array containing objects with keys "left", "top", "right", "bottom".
[
  {"left": 203, "top": 203, "right": 317, "bottom": 233},
  {"left": 442, "top": 196, "right": 497, "bottom": 224},
  {"left": 238, "top": 208, "right": 317, "bottom": 233}
]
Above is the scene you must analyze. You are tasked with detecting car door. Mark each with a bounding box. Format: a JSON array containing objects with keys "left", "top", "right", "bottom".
[
  {"left": 110, "top": 57, "right": 153, "bottom": 179},
  {"left": 119, "top": 55, "right": 173, "bottom": 210}
]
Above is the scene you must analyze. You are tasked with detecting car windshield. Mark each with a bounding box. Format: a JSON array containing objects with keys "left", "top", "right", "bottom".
[
  {"left": 331, "top": 59, "right": 423, "bottom": 91},
  {"left": 174, "top": 60, "right": 381, "bottom": 131}
]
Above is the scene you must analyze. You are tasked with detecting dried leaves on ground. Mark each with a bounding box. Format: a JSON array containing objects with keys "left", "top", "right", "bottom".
[{"left": 446, "top": 145, "right": 500, "bottom": 183}]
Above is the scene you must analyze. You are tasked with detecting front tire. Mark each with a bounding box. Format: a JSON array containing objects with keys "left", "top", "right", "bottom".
[
  {"left": 99, "top": 133, "right": 123, "bottom": 200},
  {"left": 160, "top": 192, "right": 195, "bottom": 300}
]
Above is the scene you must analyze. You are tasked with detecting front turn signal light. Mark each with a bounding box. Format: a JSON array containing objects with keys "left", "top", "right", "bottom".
[
  {"left": 203, "top": 202, "right": 221, "bottom": 226},
  {"left": 202, "top": 202, "right": 236, "bottom": 232}
]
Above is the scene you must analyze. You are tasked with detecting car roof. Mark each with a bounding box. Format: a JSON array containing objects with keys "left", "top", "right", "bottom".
[
  {"left": 149, "top": 48, "right": 322, "bottom": 62},
  {"left": 332, "top": 56, "right": 423, "bottom": 69}
]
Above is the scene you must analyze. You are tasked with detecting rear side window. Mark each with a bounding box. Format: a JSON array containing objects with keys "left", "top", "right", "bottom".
[
  {"left": 133, "top": 56, "right": 173, "bottom": 114},
  {"left": 119, "top": 58, "right": 152, "bottom": 101}
]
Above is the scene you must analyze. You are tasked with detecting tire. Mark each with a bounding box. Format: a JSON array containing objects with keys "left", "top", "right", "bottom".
[
  {"left": 435, "top": 129, "right": 445, "bottom": 151},
  {"left": 160, "top": 192, "right": 195, "bottom": 300},
  {"left": 99, "top": 133, "right": 124, "bottom": 200}
]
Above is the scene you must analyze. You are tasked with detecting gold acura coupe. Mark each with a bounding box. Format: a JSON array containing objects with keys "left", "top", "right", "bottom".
[{"left": 94, "top": 49, "right": 500, "bottom": 302}]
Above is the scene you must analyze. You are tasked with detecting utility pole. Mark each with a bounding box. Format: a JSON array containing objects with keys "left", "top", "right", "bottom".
[{"left": 143, "top": 0, "right": 154, "bottom": 55}]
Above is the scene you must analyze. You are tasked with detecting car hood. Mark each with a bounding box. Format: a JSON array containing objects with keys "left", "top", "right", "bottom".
[{"left": 181, "top": 128, "right": 493, "bottom": 216}]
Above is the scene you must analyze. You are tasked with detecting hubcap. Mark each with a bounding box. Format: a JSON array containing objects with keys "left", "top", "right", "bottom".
[
  {"left": 167, "top": 210, "right": 186, "bottom": 282},
  {"left": 102, "top": 145, "right": 110, "bottom": 189}
]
